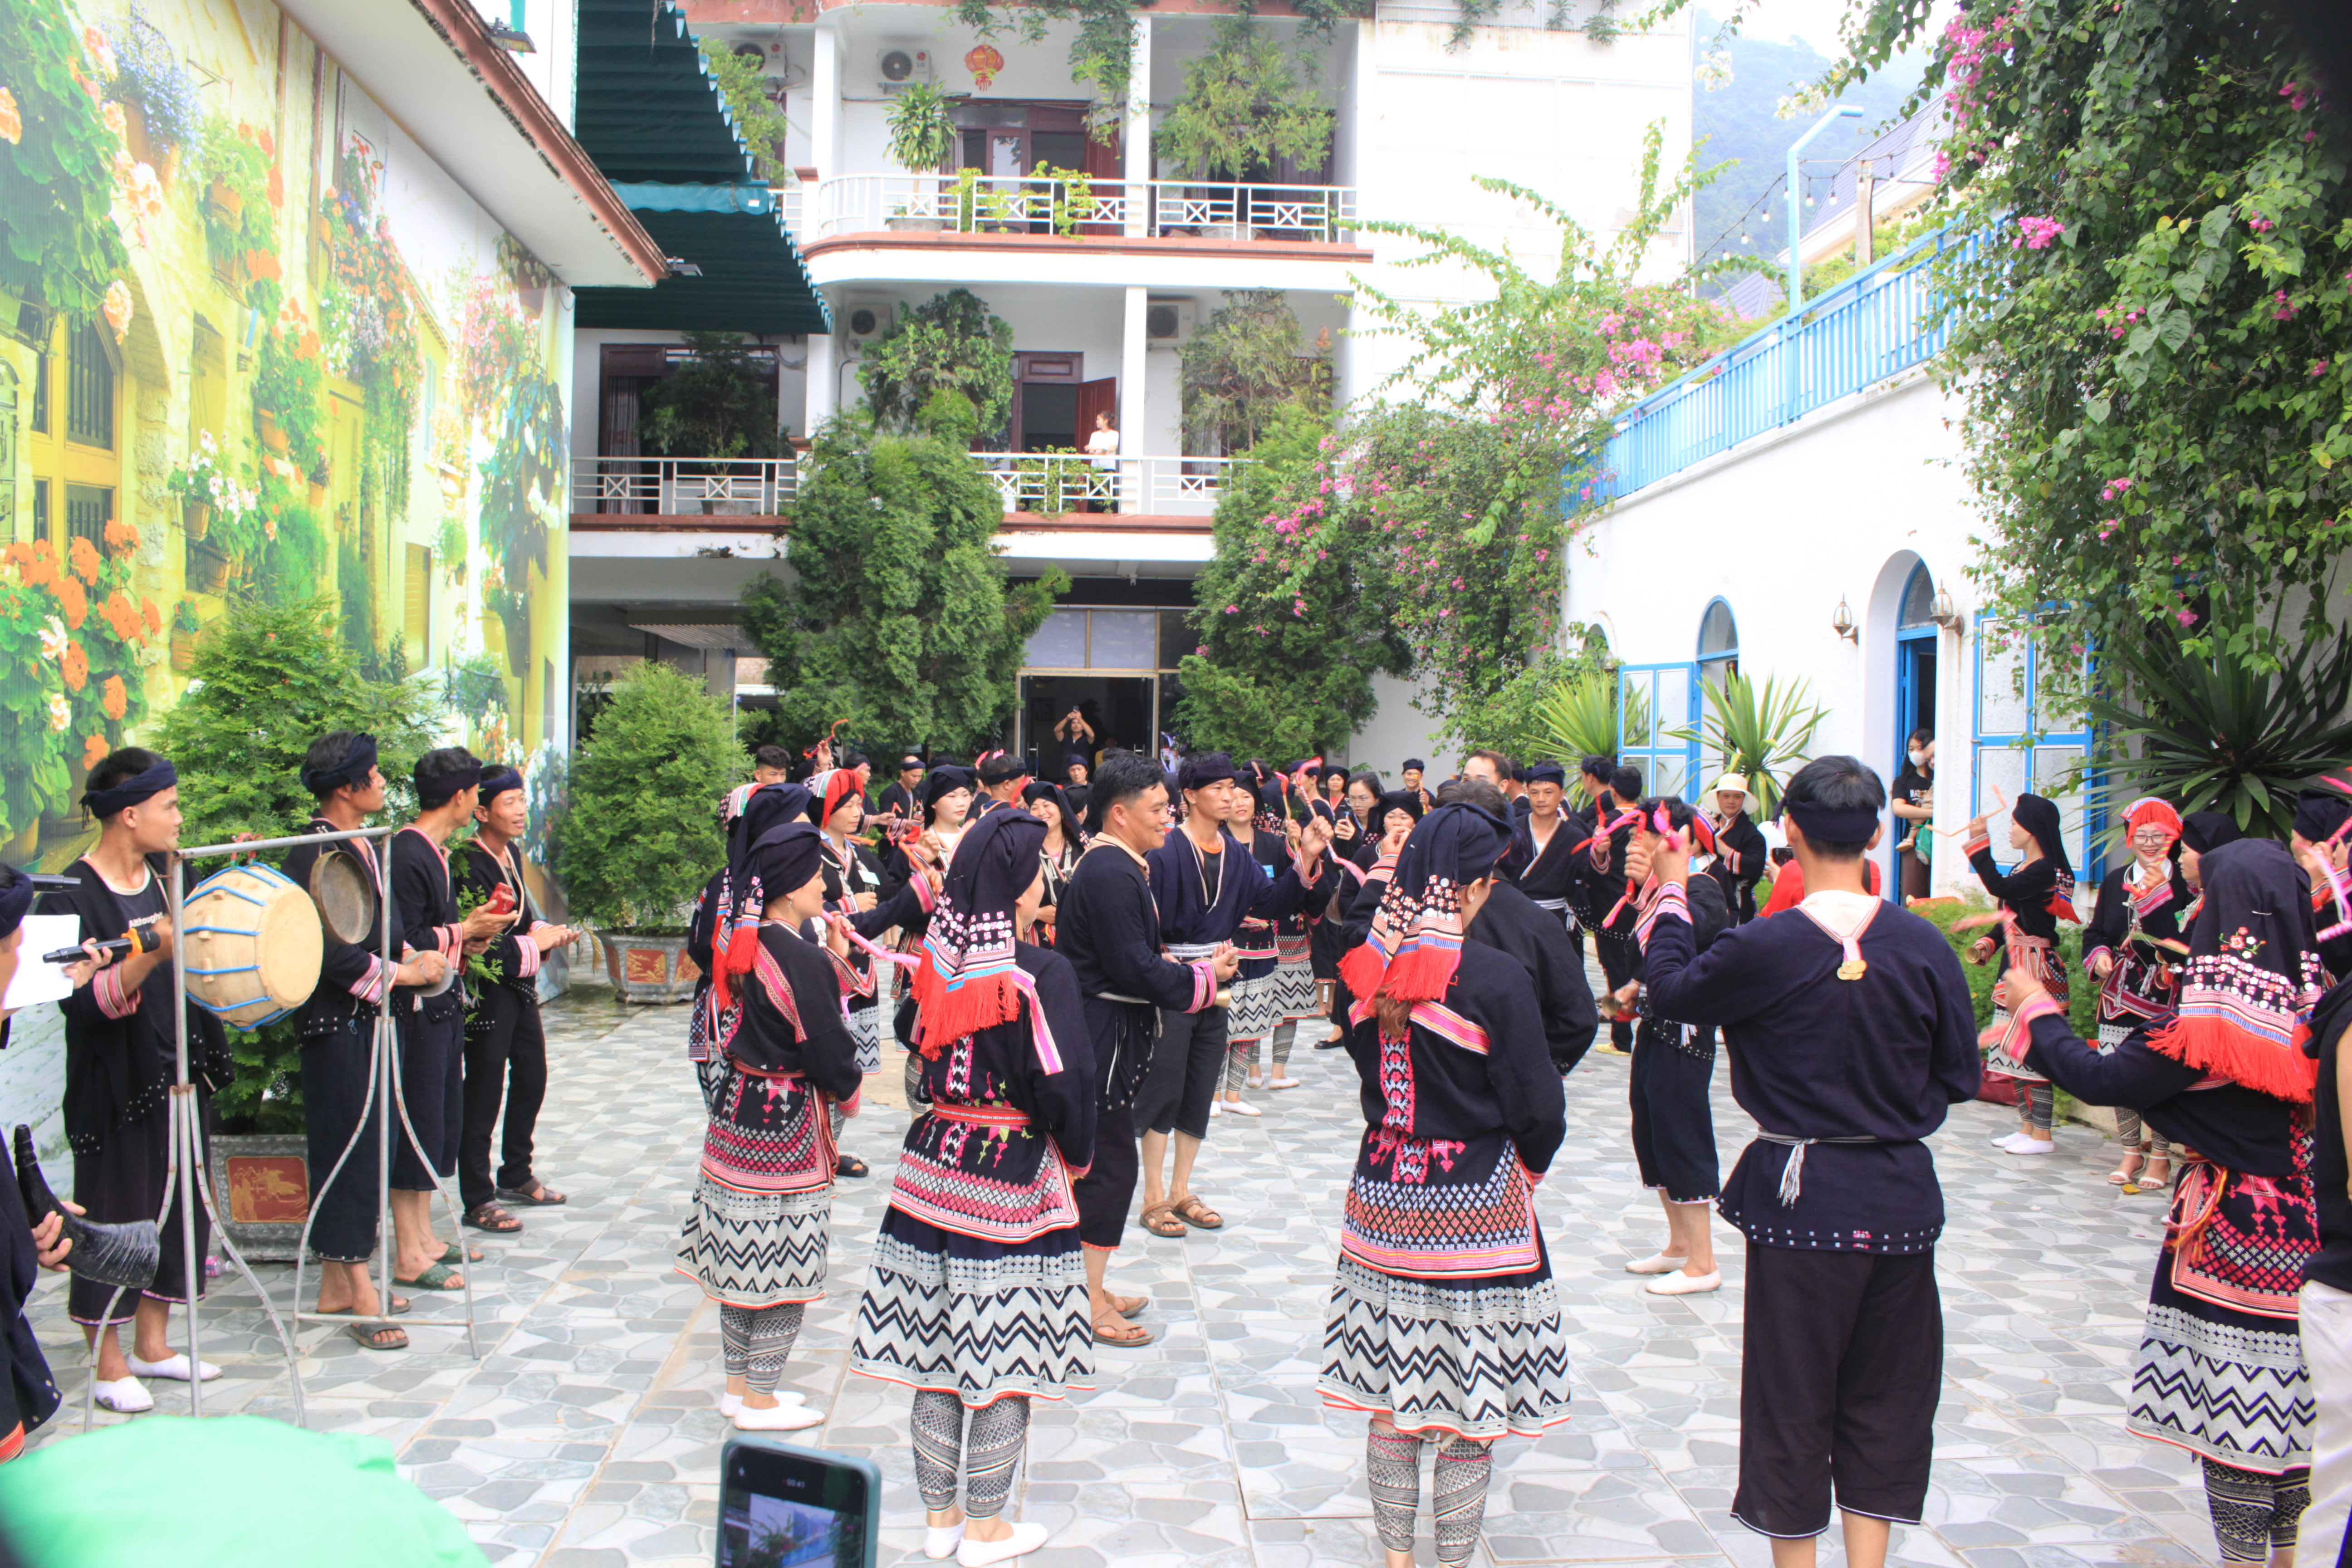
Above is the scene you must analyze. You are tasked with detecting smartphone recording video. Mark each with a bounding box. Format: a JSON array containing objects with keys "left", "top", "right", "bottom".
[{"left": 718, "top": 1436, "right": 879, "bottom": 1568}]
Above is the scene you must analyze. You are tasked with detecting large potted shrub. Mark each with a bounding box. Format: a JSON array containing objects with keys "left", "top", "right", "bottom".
[
  {"left": 555, "top": 659, "right": 743, "bottom": 1002},
  {"left": 1154, "top": 16, "right": 1332, "bottom": 240},
  {"left": 637, "top": 331, "right": 784, "bottom": 514},
  {"left": 885, "top": 83, "right": 959, "bottom": 230}
]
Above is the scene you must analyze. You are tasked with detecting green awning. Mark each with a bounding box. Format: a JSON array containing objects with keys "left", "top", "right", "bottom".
[{"left": 572, "top": 0, "right": 826, "bottom": 333}]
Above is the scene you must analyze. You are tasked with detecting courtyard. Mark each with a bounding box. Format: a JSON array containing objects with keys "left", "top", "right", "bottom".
[{"left": 22, "top": 987, "right": 2221, "bottom": 1568}]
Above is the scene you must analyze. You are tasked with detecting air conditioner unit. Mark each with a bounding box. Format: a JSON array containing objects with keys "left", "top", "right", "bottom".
[
  {"left": 876, "top": 47, "right": 934, "bottom": 90},
  {"left": 1144, "top": 299, "right": 1196, "bottom": 344},
  {"left": 842, "top": 300, "right": 894, "bottom": 347}
]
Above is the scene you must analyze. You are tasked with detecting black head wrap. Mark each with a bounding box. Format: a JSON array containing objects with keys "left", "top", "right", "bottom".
[
  {"left": 978, "top": 753, "right": 1030, "bottom": 789},
  {"left": 2149, "top": 837, "right": 2325, "bottom": 1102},
  {"left": 897, "top": 753, "right": 925, "bottom": 774},
  {"left": 2293, "top": 786, "right": 2352, "bottom": 845},
  {"left": 1064, "top": 754, "right": 1089, "bottom": 774},
  {"left": 299, "top": 734, "right": 378, "bottom": 799},
  {"left": 1375, "top": 789, "right": 1425, "bottom": 827},
  {"left": 2180, "top": 811, "right": 2244, "bottom": 856},
  {"left": 744, "top": 822, "right": 828, "bottom": 901},
  {"left": 82, "top": 760, "right": 177, "bottom": 818},
  {"left": 909, "top": 808, "right": 1052, "bottom": 1058},
  {"left": 1339, "top": 803, "right": 1511, "bottom": 1009},
  {"left": 1178, "top": 752, "right": 1239, "bottom": 792},
  {"left": 1524, "top": 760, "right": 1568, "bottom": 789},
  {"left": 730, "top": 784, "right": 815, "bottom": 874},
  {"left": 2008, "top": 793, "right": 2073, "bottom": 882},
  {"left": 1401, "top": 757, "right": 1427, "bottom": 774},
  {"left": 0, "top": 866, "right": 33, "bottom": 941},
  {"left": 923, "top": 765, "right": 977, "bottom": 817},
  {"left": 1023, "top": 780, "right": 1078, "bottom": 829},
  {"left": 478, "top": 766, "right": 525, "bottom": 806},
  {"left": 416, "top": 760, "right": 484, "bottom": 809}
]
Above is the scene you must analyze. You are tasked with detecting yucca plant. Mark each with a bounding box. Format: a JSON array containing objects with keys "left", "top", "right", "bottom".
[
  {"left": 1666, "top": 672, "right": 1827, "bottom": 818},
  {"left": 1522, "top": 669, "right": 1646, "bottom": 804},
  {"left": 2062, "top": 633, "right": 2352, "bottom": 841}
]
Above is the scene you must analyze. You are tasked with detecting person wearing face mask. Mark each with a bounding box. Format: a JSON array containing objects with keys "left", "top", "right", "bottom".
[
  {"left": 1891, "top": 732, "right": 1936, "bottom": 902},
  {"left": 2079, "top": 797, "right": 2191, "bottom": 1192},
  {"left": 1961, "top": 794, "right": 2081, "bottom": 1156}
]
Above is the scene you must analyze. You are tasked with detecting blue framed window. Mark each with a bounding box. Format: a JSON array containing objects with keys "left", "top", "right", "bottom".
[
  {"left": 1619, "top": 662, "right": 1700, "bottom": 803},
  {"left": 1971, "top": 612, "right": 2102, "bottom": 883}
]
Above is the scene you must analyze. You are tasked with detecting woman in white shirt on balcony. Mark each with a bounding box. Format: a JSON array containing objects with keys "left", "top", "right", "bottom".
[{"left": 1084, "top": 412, "right": 1119, "bottom": 513}]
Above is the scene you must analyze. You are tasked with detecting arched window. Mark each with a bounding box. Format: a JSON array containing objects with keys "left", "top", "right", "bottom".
[
  {"left": 1696, "top": 598, "right": 1738, "bottom": 686},
  {"left": 1898, "top": 564, "right": 1935, "bottom": 631}
]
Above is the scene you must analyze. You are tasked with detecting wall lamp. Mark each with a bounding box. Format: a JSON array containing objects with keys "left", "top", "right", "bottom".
[
  {"left": 1831, "top": 596, "right": 1857, "bottom": 642},
  {"left": 1928, "top": 589, "right": 1962, "bottom": 630},
  {"left": 485, "top": 19, "right": 536, "bottom": 53}
]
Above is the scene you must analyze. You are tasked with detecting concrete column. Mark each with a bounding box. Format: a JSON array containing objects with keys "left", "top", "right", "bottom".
[
  {"left": 805, "top": 314, "right": 837, "bottom": 433},
  {"left": 1123, "top": 16, "right": 1152, "bottom": 236},
  {"left": 1120, "top": 285, "right": 1148, "bottom": 513},
  {"left": 810, "top": 25, "right": 842, "bottom": 180}
]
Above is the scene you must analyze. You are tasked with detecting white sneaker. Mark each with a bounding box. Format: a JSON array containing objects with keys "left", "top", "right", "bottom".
[
  {"left": 92, "top": 1376, "right": 153, "bottom": 1413},
  {"left": 1623, "top": 1253, "right": 1688, "bottom": 1275},
  {"left": 721, "top": 1389, "right": 805, "bottom": 1416},
  {"left": 1646, "top": 1269, "right": 1723, "bottom": 1295},
  {"left": 1990, "top": 1132, "right": 2031, "bottom": 1152},
  {"left": 123, "top": 1352, "right": 220, "bottom": 1383},
  {"left": 1268, "top": 1076, "right": 1302, "bottom": 1090},
  {"left": 958, "top": 1522, "right": 1050, "bottom": 1566},
  {"left": 925, "top": 1522, "right": 967, "bottom": 1561},
  {"left": 2006, "top": 1138, "right": 2055, "bottom": 1156},
  {"left": 1208, "top": 1100, "right": 1222, "bottom": 1117},
  {"left": 733, "top": 1399, "right": 825, "bottom": 1432},
  {"left": 1223, "top": 1099, "right": 1263, "bottom": 1117}
]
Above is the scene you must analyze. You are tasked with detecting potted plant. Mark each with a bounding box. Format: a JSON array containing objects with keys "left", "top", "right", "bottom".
[
  {"left": 103, "top": 19, "right": 205, "bottom": 189},
  {"left": 1154, "top": 16, "right": 1333, "bottom": 240},
  {"left": 637, "top": 330, "right": 783, "bottom": 511},
  {"left": 554, "top": 659, "right": 743, "bottom": 1002},
  {"left": 169, "top": 598, "right": 203, "bottom": 672},
  {"left": 885, "top": 82, "right": 959, "bottom": 231}
]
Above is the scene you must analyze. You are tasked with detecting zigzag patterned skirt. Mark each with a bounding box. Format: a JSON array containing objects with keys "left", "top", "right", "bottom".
[
  {"left": 676, "top": 1054, "right": 833, "bottom": 1308},
  {"left": 1273, "top": 944, "right": 1319, "bottom": 1025},
  {"left": 2127, "top": 1157, "right": 2318, "bottom": 1471},
  {"left": 1319, "top": 1234, "right": 1574, "bottom": 1441},
  {"left": 850, "top": 1211, "right": 1093, "bottom": 1408}
]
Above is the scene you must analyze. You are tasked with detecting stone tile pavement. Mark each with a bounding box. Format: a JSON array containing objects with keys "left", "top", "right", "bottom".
[{"left": 21, "top": 983, "right": 2222, "bottom": 1568}]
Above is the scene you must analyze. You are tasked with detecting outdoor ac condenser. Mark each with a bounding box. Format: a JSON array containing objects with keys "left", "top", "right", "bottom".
[
  {"left": 877, "top": 48, "right": 935, "bottom": 89},
  {"left": 1145, "top": 299, "right": 1196, "bottom": 344}
]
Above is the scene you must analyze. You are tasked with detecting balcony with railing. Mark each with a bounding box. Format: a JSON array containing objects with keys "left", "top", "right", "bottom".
[
  {"left": 1601, "top": 227, "right": 1969, "bottom": 500},
  {"left": 568, "top": 451, "right": 1233, "bottom": 528},
  {"left": 803, "top": 174, "right": 1360, "bottom": 248}
]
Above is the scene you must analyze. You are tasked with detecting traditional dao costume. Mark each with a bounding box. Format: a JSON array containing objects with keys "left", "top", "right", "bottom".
[
  {"left": 1323, "top": 804, "right": 1571, "bottom": 1568},
  {"left": 282, "top": 735, "right": 401, "bottom": 1265},
  {"left": 2293, "top": 785, "right": 2352, "bottom": 981},
  {"left": 2080, "top": 796, "right": 2192, "bottom": 1183},
  {"left": 1268, "top": 773, "right": 1328, "bottom": 1042},
  {"left": 387, "top": 760, "right": 485, "bottom": 1197},
  {"left": 1628, "top": 818, "right": 1733, "bottom": 1211},
  {"left": 40, "top": 761, "right": 233, "bottom": 1328},
  {"left": 1020, "top": 780, "right": 1083, "bottom": 948},
  {"left": 1582, "top": 790, "right": 1646, "bottom": 1051},
  {"left": 680, "top": 822, "right": 865, "bottom": 1403},
  {"left": 1966, "top": 792, "right": 2079, "bottom": 1136},
  {"left": 814, "top": 770, "right": 901, "bottom": 1080},
  {"left": 1498, "top": 762, "right": 1589, "bottom": 942},
  {"left": 2004, "top": 836, "right": 2323, "bottom": 1564},
  {"left": 1703, "top": 774, "right": 1769, "bottom": 925},
  {"left": 688, "top": 783, "right": 815, "bottom": 1068},
  {"left": 2296, "top": 811, "right": 2352, "bottom": 1568},
  {"left": 1640, "top": 789, "right": 1981, "bottom": 1540},
  {"left": 851, "top": 810, "right": 1097, "bottom": 1535},
  {"left": 0, "top": 868, "right": 64, "bottom": 1453},
  {"left": 1222, "top": 779, "right": 1319, "bottom": 1097},
  {"left": 1466, "top": 874, "right": 1600, "bottom": 1077}
]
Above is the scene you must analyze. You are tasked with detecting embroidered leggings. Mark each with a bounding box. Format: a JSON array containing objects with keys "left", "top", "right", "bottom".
[
  {"left": 719, "top": 1302, "right": 805, "bottom": 1395},
  {"left": 2201, "top": 1458, "right": 2309, "bottom": 1563},
  {"left": 2017, "top": 1080, "right": 2054, "bottom": 1134},
  {"left": 2111, "top": 1107, "right": 2172, "bottom": 1166},
  {"left": 912, "top": 1391, "right": 1029, "bottom": 1520},
  {"left": 1367, "top": 1420, "right": 1492, "bottom": 1566},
  {"left": 1224, "top": 1022, "right": 1297, "bottom": 1091}
]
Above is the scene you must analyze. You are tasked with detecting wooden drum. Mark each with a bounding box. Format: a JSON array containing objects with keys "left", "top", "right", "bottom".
[{"left": 183, "top": 864, "right": 323, "bottom": 1031}]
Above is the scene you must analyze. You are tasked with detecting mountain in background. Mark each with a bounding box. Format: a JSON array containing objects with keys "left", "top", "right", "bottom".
[{"left": 1690, "top": 10, "right": 1928, "bottom": 275}]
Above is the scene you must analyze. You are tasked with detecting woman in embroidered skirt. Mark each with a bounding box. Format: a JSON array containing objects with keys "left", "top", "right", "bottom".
[
  {"left": 686, "top": 783, "right": 813, "bottom": 1070},
  {"left": 2079, "top": 797, "right": 2192, "bottom": 1191},
  {"left": 1326, "top": 804, "right": 1572, "bottom": 1568},
  {"left": 1961, "top": 791, "right": 2079, "bottom": 1155},
  {"left": 1999, "top": 835, "right": 2321, "bottom": 1565},
  {"left": 818, "top": 769, "right": 938, "bottom": 1179},
  {"left": 679, "top": 822, "right": 865, "bottom": 1434},
  {"left": 852, "top": 809, "right": 1096, "bottom": 1567}
]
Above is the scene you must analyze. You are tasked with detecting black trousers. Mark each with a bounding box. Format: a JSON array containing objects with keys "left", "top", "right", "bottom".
[
  {"left": 391, "top": 1007, "right": 463, "bottom": 1190},
  {"left": 1074, "top": 1102, "right": 1138, "bottom": 1250},
  {"left": 1595, "top": 930, "right": 1640, "bottom": 1050},
  {"left": 301, "top": 1014, "right": 384, "bottom": 1264},
  {"left": 460, "top": 986, "right": 549, "bottom": 1212},
  {"left": 1628, "top": 1027, "right": 1719, "bottom": 1203},
  {"left": 1733, "top": 1242, "right": 1942, "bottom": 1538},
  {"left": 67, "top": 1093, "right": 210, "bottom": 1326},
  {"left": 1137, "top": 1004, "right": 1226, "bottom": 1140}
]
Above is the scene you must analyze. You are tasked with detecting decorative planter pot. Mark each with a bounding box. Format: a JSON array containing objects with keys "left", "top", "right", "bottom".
[
  {"left": 886, "top": 216, "right": 948, "bottom": 232},
  {"left": 307, "top": 482, "right": 328, "bottom": 511},
  {"left": 186, "top": 538, "right": 234, "bottom": 594},
  {"left": 599, "top": 932, "right": 701, "bottom": 1003},
  {"left": 121, "top": 99, "right": 157, "bottom": 169},
  {"left": 156, "top": 144, "right": 181, "bottom": 191},
  {"left": 256, "top": 408, "right": 289, "bottom": 454},
  {"left": 207, "top": 1133, "right": 311, "bottom": 1263},
  {"left": 170, "top": 627, "right": 200, "bottom": 673},
  {"left": 207, "top": 178, "right": 244, "bottom": 228},
  {"left": 182, "top": 500, "right": 211, "bottom": 542},
  {"left": 516, "top": 284, "right": 546, "bottom": 317}
]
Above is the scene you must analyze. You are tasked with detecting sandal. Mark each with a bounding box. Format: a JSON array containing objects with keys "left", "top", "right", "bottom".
[
  {"left": 1093, "top": 1311, "right": 1153, "bottom": 1347},
  {"left": 317, "top": 1298, "right": 411, "bottom": 1319},
  {"left": 834, "top": 1154, "right": 870, "bottom": 1179},
  {"left": 1140, "top": 1201, "right": 1187, "bottom": 1239},
  {"left": 2108, "top": 1152, "right": 2145, "bottom": 1186},
  {"left": 440, "top": 1243, "right": 485, "bottom": 1265},
  {"left": 1112, "top": 1294, "right": 1148, "bottom": 1318},
  {"left": 498, "top": 1180, "right": 568, "bottom": 1207},
  {"left": 1171, "top": 1194, "right": 1224, "bottom": 1230},
  {"left": 394, "top": 1262, "right": 466, "bottom": 1292},
  {"left": 464, "top": 1203, "right": 524, "bottom": 1234},
  {"left": 344, "top": 1321, "right": 408, "bottom": 1351}
]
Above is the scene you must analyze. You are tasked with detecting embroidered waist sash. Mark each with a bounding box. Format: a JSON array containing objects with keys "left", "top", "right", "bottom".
[
  {"left": 1340, "top": 1129, "right": 1542, "bottom": 1280},
  {"left": 888, "top": 1100, "right": 1080, "bottom": 1244},
  {"left": 702, "top": 1060, "right": 836, "bottom": 1196}
]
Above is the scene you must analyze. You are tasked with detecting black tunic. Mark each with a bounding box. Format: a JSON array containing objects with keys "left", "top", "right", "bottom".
[
  {"left": 1499, "top": 813, "right": 1587, "bottom": 913},
  {"left": 1058, "top": 845, "right": 1217, "bottom": 1106},
  {"left": 1965, "top": 840, "right": 2061, "bottom": 962},
  {"left": 388, "top": 827, "right": 465, "bottom": 1031},
  {"left": 1642, "top": 890, "right": 1980, "bottom": 1252},
  {"left": 1705, "top": 813, "right": 1769, "bottom": 924},
  {"left": 1467, "top": 882, "right": 1599, "bottom": 1073},
  {"left": 282, "top": 824, "right": 402, "bottom": 1035},
  {"left": 453, "top": 838, "right": 545, "bottom": 1005},
  {"left": 1578, "top": 808, "right": 1638, "bottom": 939},
  {"left": 0, "top": 1068, "right": 59, "bottom": 1446},
  {"left": 2305, "top": 982, "right": 2352, "bottom": 1293},
  {"left": 1147, "top": 825, "right": 1320, "bottom": 957}
]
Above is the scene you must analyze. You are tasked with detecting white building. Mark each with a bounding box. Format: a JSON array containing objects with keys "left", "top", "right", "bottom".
[{"left": 567, "top": 0, "right": 1694, "bottom": 762}]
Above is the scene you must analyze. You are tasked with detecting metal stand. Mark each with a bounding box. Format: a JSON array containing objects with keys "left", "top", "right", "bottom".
[{"left": 80, "top": 822, "right": 481, "bottom": 1429}]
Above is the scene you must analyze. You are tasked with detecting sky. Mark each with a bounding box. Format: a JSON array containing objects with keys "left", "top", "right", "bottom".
[{"left": 1710, "top": 0, "right": 1957, "bottom": 57}]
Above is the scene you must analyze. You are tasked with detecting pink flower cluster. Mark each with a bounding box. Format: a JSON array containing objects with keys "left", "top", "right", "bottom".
[
  {"left": 2099, "top": 477, "right": 2134, "bottom": 501},
  {"left": 2014, "top": 216, "right": 2065, "bottom": 250},
  {"left": 2274, "top": 290, "right": 2298, "bottom": 321}
]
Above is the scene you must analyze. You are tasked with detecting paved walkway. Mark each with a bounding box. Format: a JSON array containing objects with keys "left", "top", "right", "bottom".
[{"left": 24, "top": 989, "right": 2221, "bottom": 1568}]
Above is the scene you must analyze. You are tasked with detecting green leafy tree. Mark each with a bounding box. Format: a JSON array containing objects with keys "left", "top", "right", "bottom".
[
  {"left": 741, "top": 421, "right": 1064, "bottom": 755},
  {"left": 698, "top": 38, "right": 794, "bottom": 184},
  {"left": 858, "top": 289, "right": 1015, "bottom": 442},
  {"left": 554, "top": 659, "right": 743, "bottom": 933},
  {"left": 1445, "top": 627, "right": 1616, "bottom": 761},
  {"left": 1154, "top": 17, "right": 1332, "bottom": 181},
  {"left": 1174, "top": 405, "right": 1408, "bottom": 756},
  {"left": 640, "top": 331, "right": 783, "bottom": 458},
  {"left": 1179, "top": 290, "right": 1330, "bottom": 456},
  {"left": 1814, "top": 0, "right": 2352, "bottom": 710}
]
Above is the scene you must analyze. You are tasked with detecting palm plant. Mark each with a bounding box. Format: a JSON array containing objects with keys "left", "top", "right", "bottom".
[
  {"left": 1523, "top": 670, "right": 1645, "bottom": 804},
  {"left": 1666, "top": 672, "right": 1827, "bottom": 818},
  {"left": 885, "top": 83, "right": 958, "bottom": 173},
  {"left": 2063, "top": 633, "right": 2352, "bottom": 841}
]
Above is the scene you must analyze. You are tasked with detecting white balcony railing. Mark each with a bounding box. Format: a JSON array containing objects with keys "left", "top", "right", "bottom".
[
  {"left": 570, "top": 453, "right": 1235, "bottom": 519},
  {"left": 807, "top": 174, "right": 1358, "bottom": 245}
]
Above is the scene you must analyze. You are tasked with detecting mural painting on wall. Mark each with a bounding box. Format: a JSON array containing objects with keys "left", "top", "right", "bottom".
[{"left": 0, "top": 0, "right": 571, "bottom": 868}]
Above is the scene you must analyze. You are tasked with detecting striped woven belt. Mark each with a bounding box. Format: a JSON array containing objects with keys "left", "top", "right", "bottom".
[
  {"left": 928, "top": 1104, "right": 1031, "bottom": 1129},
  {"left": 1165, "top": 941, "right": 1219, "bottom": 962},
  {"left": 1532, "top": 898, "right": 1569, "bottom": 911}
]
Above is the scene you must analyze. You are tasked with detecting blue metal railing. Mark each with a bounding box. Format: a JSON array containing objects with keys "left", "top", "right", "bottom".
[{"left": 1597, "top": 226, "right": 1972, "bottom": 499}]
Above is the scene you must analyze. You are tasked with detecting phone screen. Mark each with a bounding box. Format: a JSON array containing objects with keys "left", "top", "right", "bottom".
[{"left": 718, "top": 1438, "right": 875, "bottom": 1568}]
